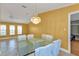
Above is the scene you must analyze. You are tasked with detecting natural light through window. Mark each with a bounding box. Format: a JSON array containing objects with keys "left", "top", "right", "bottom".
[
  {"left": 10, "top": 25, "right": 15, "bottom": 35},
  {"left": 17, "top": 25, "right": 22, "bottom": 34},
  {"left": 0, "top": 25, "right": 6, "bottom": 36}
]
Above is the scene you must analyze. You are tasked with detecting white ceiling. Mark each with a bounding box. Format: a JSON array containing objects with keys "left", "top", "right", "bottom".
[{"left": 0, "top": 3, "right": 74, "bottom": 24}]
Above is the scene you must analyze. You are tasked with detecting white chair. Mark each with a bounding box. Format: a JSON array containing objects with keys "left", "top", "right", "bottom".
[
  {"left": 17, "top": 35, "right": 27, "bottom": 41},
  {"left": 41, "top": 34, "right": 53, "bottom": 40},
  {"left": 35, "top": 40, "right": 61, "bottom": 56},
  {"left": 27, "top": 34, "right": 34, "bottom": 40}
]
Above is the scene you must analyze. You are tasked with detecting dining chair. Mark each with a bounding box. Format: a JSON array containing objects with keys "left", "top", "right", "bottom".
[
  {"left": 35, "top": 40, "right": 61, "bottom": 56},
  {"left": 41, "top": 34, "right": 53, "bottom": 40},
  {"left": 17, "top": 35, "right": 27, "bottom": 41},
  {"left": 27, "top": 34, "right": 34, "bottom": 40}
]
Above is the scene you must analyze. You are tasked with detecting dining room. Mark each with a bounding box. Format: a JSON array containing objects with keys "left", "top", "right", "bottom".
[{"left": 0, "top": 3, "right": 79, "bottom": 56}]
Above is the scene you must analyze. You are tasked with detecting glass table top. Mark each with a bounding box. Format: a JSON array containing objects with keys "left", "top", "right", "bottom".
[{"left": 18, "top": 38, "right": 52, "bottom": 56}]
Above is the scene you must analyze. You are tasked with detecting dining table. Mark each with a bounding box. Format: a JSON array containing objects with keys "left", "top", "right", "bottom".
[{"left": 17, "top": 37, "right": 54, "bottom": 56}]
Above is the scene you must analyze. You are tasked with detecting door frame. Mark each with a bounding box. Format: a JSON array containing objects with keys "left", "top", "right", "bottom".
[{"left": 68, "top": 11, "right": 79, "bottom": 53}]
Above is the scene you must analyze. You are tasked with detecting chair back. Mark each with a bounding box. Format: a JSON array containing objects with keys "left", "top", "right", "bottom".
[
  {"left": 41, "top": 34, "right": 53, "bottom": 40},
  {"left": 17, "top": 35, "right": 27, "bottom": 41},
  {"left": 27, "top": 34, "right": 34, "bottom": 40},
  {"left": 51, "top": 40, "right": 61, "bottom": 55}
]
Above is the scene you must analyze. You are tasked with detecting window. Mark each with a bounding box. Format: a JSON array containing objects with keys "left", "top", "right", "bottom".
[
  {"left": 17, "top": 25, "right": 22, "bottom": 34},
  {"left": 0, "top": 25, "right": 6, "bottom": 36},
  {"left": 10, "top": 25, "right": 15, "bottom": 35}
]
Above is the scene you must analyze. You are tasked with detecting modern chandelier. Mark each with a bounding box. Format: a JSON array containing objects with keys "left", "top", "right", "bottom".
[{"left": 31, "top": 4, "right": 41, "bottom": 24}]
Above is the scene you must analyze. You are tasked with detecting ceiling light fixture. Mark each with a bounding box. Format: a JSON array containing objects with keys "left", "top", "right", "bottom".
[
  {"left": 22, "top": 5, "right": 27, "bottom": 8},
  {"left": 31, "top": 4, "right": 41, "bottom": 24}
]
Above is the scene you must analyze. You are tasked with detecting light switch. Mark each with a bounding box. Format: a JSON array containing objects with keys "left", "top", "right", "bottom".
[{"left": 64, "top": 28, "right": 66, "bottom": 31}]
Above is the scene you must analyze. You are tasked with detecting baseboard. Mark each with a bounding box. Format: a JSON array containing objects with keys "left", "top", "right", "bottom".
[{"left": 60, "top": 48, "right": 70, "bottom": 53}]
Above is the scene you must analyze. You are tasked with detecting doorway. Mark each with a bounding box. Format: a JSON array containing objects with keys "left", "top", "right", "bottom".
[{"left": 68, "top": 11, "right": 79, "bottom": 55}]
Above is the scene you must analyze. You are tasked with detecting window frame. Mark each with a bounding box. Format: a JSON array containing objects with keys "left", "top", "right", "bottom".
[
  {"left": 9, "top": 25, "right": 15, "bottom": 35},
  {"left": 0, "top": 24, "right": 6, "bottom": 36},
  {"left": 17, "top": 25, "right": 22, "bottom": 34}
]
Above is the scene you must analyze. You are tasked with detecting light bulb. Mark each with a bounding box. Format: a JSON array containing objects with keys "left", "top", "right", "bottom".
[{"left": 31, "top": 16, "right": 41, "bottom": 24}]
